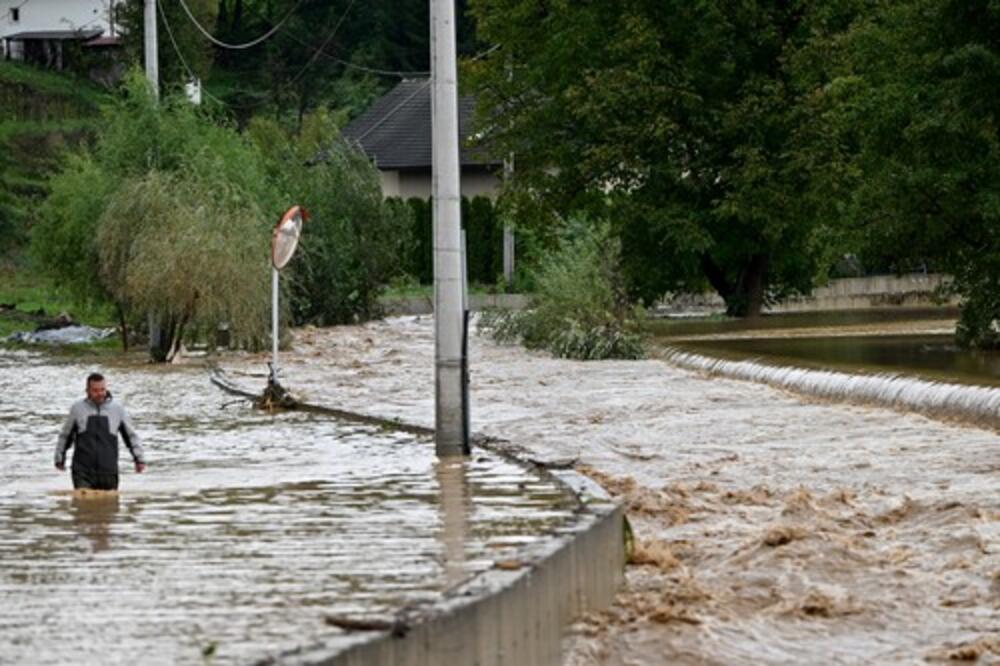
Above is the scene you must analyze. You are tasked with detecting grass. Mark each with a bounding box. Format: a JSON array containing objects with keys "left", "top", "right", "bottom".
[
  {"left": 0, "top": 264, "right": 117, "bottom": 342},
  {"left": 0, "top": 60, "right": 106, "bottom": 109}
]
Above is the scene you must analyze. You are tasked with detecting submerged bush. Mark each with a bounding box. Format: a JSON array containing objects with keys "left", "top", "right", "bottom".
[{"left": 478, "top": 220, "right": 644, "bottom": 360}]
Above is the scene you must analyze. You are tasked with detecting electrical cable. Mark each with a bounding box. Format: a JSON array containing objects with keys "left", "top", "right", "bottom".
[
  {"left": 285, "top": 0, "right": 355, "bottom": 86},
  {"left": 1, "top": 0, "right": 35, "bottom": 26},
  {"left": 176, "top": 0, "right": 306, "bottom": 50},
  {"left": 156, "top": 0, "right": 232, "bottom": 106}
]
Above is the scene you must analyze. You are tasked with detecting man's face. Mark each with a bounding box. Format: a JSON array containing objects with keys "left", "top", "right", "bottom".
[{"left": 86, "top": 380, "right": 107, "bottom": 404}]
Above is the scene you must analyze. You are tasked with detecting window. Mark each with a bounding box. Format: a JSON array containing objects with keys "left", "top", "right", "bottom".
[{"left": 10, "top": 7, "right": 19, "bottom": 21}]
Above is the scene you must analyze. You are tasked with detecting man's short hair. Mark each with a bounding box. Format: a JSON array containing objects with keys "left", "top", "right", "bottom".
[{"left": 86, "top": 372, "right": 105, "bottom": 385}]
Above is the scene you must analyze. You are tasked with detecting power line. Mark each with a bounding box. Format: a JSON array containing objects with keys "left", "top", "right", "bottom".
[
  {"left": 176, "top": 0, "right": 306, "bottom": 50},
  {"left": 160, "top": 1, "right": 272, "bottom": 110},
  {"left": 0, "top": 0, "right": 34, "bottom": 24},
  {"left": 286, "top": 0, "right": 356, "bottom": 87},
  {"left": 157, "top": 0, "right": 228, "bottom": 105}
]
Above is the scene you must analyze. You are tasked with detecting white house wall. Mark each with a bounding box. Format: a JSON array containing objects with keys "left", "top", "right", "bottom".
[
  {"left": 2, "top": 0, "right": 116, "bottom": 57},
  {"left": 384, "top": 170, "right": 500, "bottom": 200}
]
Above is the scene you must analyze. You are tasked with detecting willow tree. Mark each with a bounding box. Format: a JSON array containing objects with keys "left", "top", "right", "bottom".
[
  {"left": 467, "top": 0, "right": 862, "bottom": 316},
  {"left": 98, "top": 171, "right": 270, "bottom": 360}
]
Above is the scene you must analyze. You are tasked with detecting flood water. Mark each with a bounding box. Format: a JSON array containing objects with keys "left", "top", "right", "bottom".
[
  {"left": 650, "top": 309, "right": 1000, "bottom": 387},
  {"left": 0, "top": 350, "right": 577, "bottom": 665}
]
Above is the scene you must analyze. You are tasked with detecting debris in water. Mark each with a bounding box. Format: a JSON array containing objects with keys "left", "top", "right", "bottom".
[
  {"left": 762, "top": 524, "right": 807, "bottom": 547},
  {"left": 630, "top": 539, "right": 680, "bottom": 570}
]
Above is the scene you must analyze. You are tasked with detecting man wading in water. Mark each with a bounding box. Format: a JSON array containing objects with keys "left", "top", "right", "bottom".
[{"left": 55, "top": 373, "right": 146, "bottom": 490}]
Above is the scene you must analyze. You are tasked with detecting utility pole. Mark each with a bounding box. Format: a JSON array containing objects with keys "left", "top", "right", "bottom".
[
  {"left": 144, "top": 0, "right": 160, "bottom": 357},
  {"left": 502, "top": 155, "right": 515, "bottom": 287},
  {"left": 431, "top": 0, "right": 469, "bottom": 456},
  {"left": 143, "top": 0, "right": 158, "bottom": 97}
]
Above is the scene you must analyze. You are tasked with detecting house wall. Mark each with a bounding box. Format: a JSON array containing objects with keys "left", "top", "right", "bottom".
[
  {"left": 2, "top": 0, "right": 116, "bottom": 58},
  {"left": 380, "top": 168, "right": 501, "bottom": 200}
]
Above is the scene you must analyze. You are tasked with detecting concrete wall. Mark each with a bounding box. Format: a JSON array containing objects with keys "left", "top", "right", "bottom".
[
  {"left": 768, "top": 274, "right": 957, "bottom": 313},
  {"left": 656, "top": 274, "right": 958, "bottom": 315},
  {"left": 280, "top": 470, "right": 625, "bottom": 666}
]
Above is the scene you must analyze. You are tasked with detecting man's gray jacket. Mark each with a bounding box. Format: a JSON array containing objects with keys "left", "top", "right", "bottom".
[{"left": 55, "top": 394, "right": 145, "bottom": 473}]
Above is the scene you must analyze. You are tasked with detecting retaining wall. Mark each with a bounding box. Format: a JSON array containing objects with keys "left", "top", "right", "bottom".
[
  {"left": 210, "top": 372, "right": 626, "bottom": 666},
  {"left": 280, "top": 472, "right": 624, "bottom": 666}
]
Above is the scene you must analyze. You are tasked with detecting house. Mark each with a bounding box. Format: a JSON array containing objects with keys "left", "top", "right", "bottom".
[
  {"left": 2, "top": 0, "right": 120, "bottom": 68},
  {"left": 341, "top": 78, "right": 503, "bottom": 200}
]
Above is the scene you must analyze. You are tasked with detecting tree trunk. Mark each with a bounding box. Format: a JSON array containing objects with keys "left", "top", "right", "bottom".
[
  {"left": 701, "top": 253, "right": 769, "bottom": 318},
  {"left": 148, "top": 315, "right": 177, "bottom": 362},
  {"left": 117, "top": 304, "right": 129, "bottom": 352},
  {"left": 740, "top": 253, "right": 768, "bottom": 319}
]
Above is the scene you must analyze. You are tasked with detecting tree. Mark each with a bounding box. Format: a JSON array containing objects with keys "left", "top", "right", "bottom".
[
  {"left": 813, "top": 0, "right": 1000, "bottom": 347},
  {"left": 34, "top": 72, "right": 274, "bottom": 359},
  {"left": 117, "top": 0, "right": 218, "bottom": 87},
  {"left": 98, "top": 171, "right": 270, "bottom": 358},
  {"left": 466, "top": 0, "right": 861, "bottom": 316},
  {"left": 248, "top": 108, "right": 412, "bottom": 325}
]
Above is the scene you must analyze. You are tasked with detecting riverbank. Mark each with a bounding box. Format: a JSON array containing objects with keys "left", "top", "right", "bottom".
[{"left": 219, "top": 315, "right": 999, "bottom": 664}]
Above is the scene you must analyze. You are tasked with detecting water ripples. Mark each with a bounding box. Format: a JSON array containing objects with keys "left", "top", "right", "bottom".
[{"left": 0, "top": 354, "right": 576, "bottom": 664}]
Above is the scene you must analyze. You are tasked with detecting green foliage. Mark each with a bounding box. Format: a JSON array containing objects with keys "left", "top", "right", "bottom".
[
  {"left": 813, "top": 0, "right": 1000, "bottom": 347},
  {"left": 32, "top": 154, "right": 114, "bottom": 304},
  {"left": 249, "top": 110, "right": 412, "bottom": 325},
  {"left": 0, "top": 61, "right": 105, "bottom": 259},
  {"left": 97, "top": 170, "right": 270, "bottom": 343},
  {"left": 32, "top": 72, "right": 273, "bottom": 356},
  {"left": 478, "top": 220, "right": 644, "bottom": 360},
  {"left": 398, "top": 196, "right": 505, "bottom": 286},
  {"left": 466, "top": 0, "right": 863, "bottom": 316},
  {"left": 117, "top": 0, "right": 218, "bottom": 86}
]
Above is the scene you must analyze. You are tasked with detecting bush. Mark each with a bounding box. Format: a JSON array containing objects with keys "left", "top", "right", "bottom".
[
  {"left": 478, "top": 219, "right": 645, "bottom": 360},
  {"left": 98, "top": 171, "right": 270, "bottom": 353},
  {"left": 251, "top": 110, "right": 412, "bottom": 325}
]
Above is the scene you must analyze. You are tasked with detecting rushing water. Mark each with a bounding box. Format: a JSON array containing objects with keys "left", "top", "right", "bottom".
[{"left": 0, "top": 350, "right": 577, "bottom": 665}]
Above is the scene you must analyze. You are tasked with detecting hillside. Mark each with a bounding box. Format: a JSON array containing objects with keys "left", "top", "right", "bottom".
[{"left": 0, "top": 62, "right": 107, "bottom": 256}]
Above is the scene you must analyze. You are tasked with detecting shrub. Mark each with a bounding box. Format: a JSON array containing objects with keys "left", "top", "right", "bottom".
[
  {"left": 98, "top": 171, "right": 270, "bottom": 355},
  {"left": 252, "top": 111, "right": 413, "bottom": 325},
  {"left": 478, "top": 219, "right": 644, "bottom": 360}
]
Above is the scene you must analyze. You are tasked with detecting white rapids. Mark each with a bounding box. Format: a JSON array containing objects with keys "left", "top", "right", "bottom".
[{"left": 662, "top": 348, "right": 1000, "bottom": 430}]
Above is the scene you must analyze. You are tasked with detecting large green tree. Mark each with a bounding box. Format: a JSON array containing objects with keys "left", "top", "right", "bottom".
[
  {"left": 467, "top": 0, "right": 860, "bottom": 316},
  {"left": 814, "top": 0, "right": 1000, "bottom": 347}
]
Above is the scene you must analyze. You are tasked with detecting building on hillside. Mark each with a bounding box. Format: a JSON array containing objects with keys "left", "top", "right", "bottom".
[
  {"left": 2, "top": 0, "right": 120, "bottom": 68},
  {"left": 341, "top": 78, "right": 503, "bottom": 200}
]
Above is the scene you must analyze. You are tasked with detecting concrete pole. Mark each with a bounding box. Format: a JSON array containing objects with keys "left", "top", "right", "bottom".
[
  {"left": 431, "top": 0, "right": 469, "bottom": 456},
  {"left": 144, "top": 0, "right": 159, "bottom": 357},
  {"left": 143, "top": 0, "right": 158, "bottom": 98},
  {"left": 502, "top": 155, "right": 515, "bottom": 287}
]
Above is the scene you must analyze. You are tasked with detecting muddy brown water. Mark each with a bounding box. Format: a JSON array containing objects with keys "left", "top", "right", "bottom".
[
  {"left": 649, "top": 309, "right": 1000, "bottom": 387},
  {"left": 0, "top": 350, "right": 577, "bottom": 665}
]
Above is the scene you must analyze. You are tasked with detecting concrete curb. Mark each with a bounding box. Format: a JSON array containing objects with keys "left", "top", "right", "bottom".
[{"left": 209, "top": 369, "right": 626, "bottom": 666}]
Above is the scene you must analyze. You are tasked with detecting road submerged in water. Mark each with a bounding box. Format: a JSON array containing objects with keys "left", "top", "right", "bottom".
[
  {"left": 213, "top": 315, "right": 998, "bottom": 665},
  {"left": 0, "top": 348, "right": 578, "bottom": 665}
]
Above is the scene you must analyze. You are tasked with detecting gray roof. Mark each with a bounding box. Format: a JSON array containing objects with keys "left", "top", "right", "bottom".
[
  {"left": 341, "top": 78, "right": 499, "bottom": 170},
  {"left": 4, "top": 29, "right": 102, "bottom": 41}
]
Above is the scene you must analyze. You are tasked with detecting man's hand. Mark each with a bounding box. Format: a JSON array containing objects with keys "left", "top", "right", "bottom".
[
  {"left": 135, "top": 462, "right": 146, "bottom": 473},
  {"left": 55, "top": 463, "right": 65, "bottom": 472}
]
